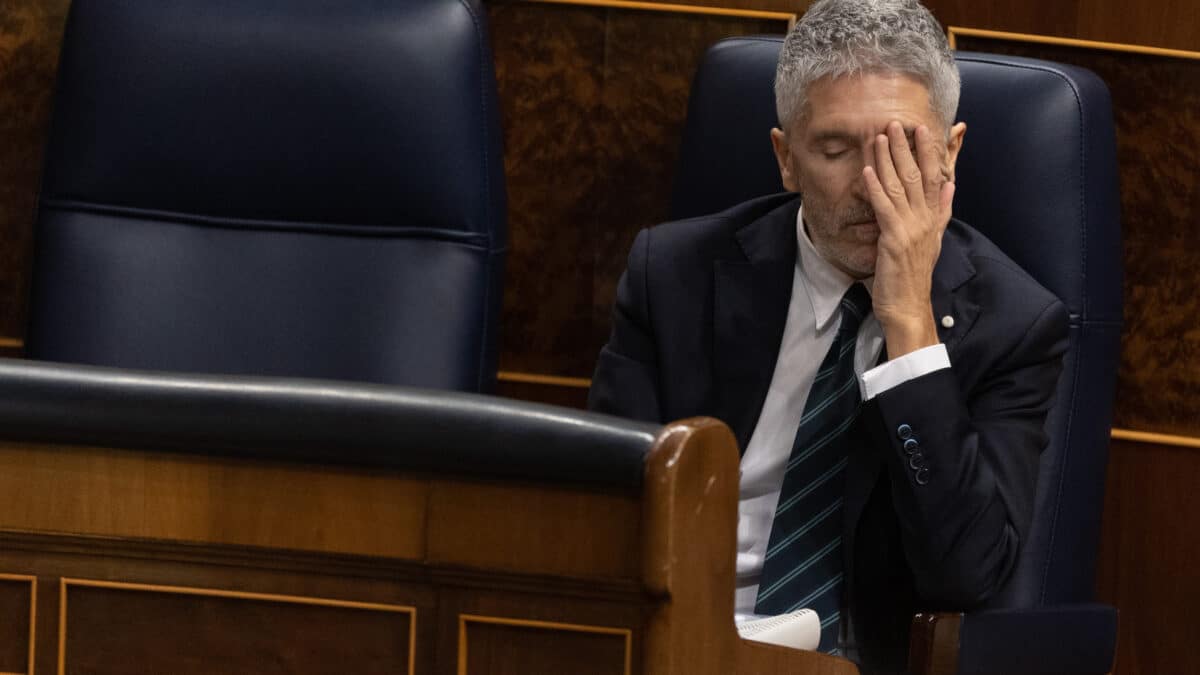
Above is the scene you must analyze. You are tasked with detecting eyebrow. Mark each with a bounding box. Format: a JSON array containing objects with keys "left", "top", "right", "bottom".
[{"left": 809, "top": 131, "right": 857, "bottom": 145}]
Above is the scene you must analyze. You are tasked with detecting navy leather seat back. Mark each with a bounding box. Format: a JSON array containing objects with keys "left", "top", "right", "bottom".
[
  {"left": 672, "top": 37, "right": 1122, "bottom": 607},
  {"left": 27, "top": 0, "right": 506, "bottom": 392}
]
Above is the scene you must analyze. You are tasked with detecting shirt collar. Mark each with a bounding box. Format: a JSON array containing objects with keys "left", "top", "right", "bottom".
[{"left": 796, "top": 204, "right": 874, "bottom": 332}]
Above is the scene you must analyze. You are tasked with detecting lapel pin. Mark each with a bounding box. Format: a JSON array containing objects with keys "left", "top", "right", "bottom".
[{"left": 941, "top": 315, "right": 955, "bottom": 329}]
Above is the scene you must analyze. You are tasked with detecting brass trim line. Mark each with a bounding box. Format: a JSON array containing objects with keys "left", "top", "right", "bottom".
[
  {"left": 1110, "top": 427, "right": 1200, "bottom": 449},
  {"left": 497, "top": 370, "right": 592, "bottom": 389},
  {"left": 57, "top": 578, "right": 416, "bottom": 675},
  {"left": 0, "top": 574, "right": 36, "bottom": 675},
  {"left": 457, "top": 613, "right": 633, "bottom": 675},
  {"left": 524, "top": 0, "right": 797, "bottom": 27},
  {"left": 948, "top": 26, "right": 1200, "bottom": 61},
  {"left": 0, "top": 338, "right": 22, "bottom": 349}
]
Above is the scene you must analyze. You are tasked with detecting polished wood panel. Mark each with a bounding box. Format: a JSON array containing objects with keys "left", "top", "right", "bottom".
[
  {"left": 0, "top": 0, "right": 69, "bottom": 341},
  {"left": 489, "top": 0, "right": 791, "bottom": 381},
  {"left": 0, "top": 443, "right": 428, "bottom": 559},
  {"left": 458, "top": 615, "right": 631, "bottom": 675},
  {"left": 496, "top": 377, "right": 591, "bottom": 409},
  {"left": 0, "top": 419, "right": 855, "bottom": 675},
  {"left": 1096, "top": 438, "right": 1200, "bottom": 675},
  {"left": 59, "top": 579, "right": 414, "bottom": 675},
  {"left": 927, "top": 1, "right": 1200, "bottom": 52},
  {"left": 0, "top": 575, "right": 34, "bottom": 675},
  {"left": 426, "top": 479, "right": 642, "bottom": 579}
]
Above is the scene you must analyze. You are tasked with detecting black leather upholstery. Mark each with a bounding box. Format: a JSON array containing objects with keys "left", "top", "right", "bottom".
[
  {"left": 27, "top": 0, "right": 506, "bottom": 393},
  {"left": 0, "top": 358, "right": 657, "bottom": 489},
  {"left": 673, "top": 37, "right": 1121, "bottom": 671},
  {"left": 957, "top": 605, "right": 1118, "bottom": 674}
]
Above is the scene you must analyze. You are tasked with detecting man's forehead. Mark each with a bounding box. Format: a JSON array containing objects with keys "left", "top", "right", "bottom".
[{"left": 796, "top": 72, "right": 939, "bottom": 135}]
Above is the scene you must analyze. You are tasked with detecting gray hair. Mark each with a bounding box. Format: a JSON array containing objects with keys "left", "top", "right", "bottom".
[{"left": 775, "top": 0, "right": 960, "bottom": 131}]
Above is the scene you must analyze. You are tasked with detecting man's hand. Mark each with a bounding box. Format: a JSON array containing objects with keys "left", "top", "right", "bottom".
[{"left": 863, "top": 120, "right": 955, "bottom": 359}]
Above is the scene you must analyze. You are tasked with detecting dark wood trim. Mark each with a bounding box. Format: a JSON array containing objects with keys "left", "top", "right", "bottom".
[
  {"left": 0, "top": 530, "right": 644, "bottom": 603},
  {"left": 908, "top": 612, "right": 962, "bottom": 675},
  {"left": 948, "top": 26, "right": 1200, "bottom": 60}
]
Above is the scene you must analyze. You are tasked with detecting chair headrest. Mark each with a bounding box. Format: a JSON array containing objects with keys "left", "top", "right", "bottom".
[{"left": 43, "top": 0, "right": 505, "bottom": 242}]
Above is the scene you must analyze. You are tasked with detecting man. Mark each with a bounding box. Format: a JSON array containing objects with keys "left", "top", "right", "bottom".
[{"left": 588, "top": 0, "right": 1069, "bottom": 672}]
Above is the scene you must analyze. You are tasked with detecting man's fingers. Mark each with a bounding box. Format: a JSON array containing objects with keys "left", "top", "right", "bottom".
[
  {"left": 872, "top": 133, "right": 908, "bottom": 211},
  {"left": 862, "top": 165, "right": 899, "bottom": 227},
  {"left": 915, "top": 125, "right": 944, "bottom": 209},
  {"left": 887, "top": 121, "right": 926, "bottom": 210}
]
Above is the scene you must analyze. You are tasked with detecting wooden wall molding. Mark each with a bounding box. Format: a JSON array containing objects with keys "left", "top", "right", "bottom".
[
  {"left": 497, "top": 370, "right": 592, "bottom": 389},
  {"left": 0, "top": 528, "right": 643, "bottom": 605},
  {"left": 456, "top": 613, "right": 633, "bottom": 675},
  {"left": 0, "top": 573, "right": 35, "bottom": 675},
  {"left": 948, "top": 26, "right": 1200, "bottom": 61},
  {"left": 523, "top": 0, "right": 796, "bottom": 25},
  {"left": 56, "top": 577, "right": 417, "bottom": 675},
  {"left": 1109, "top": 428, "right": 1200, "bottom": 450}
]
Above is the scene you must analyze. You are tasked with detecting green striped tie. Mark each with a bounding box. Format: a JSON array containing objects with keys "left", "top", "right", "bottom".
[{"left": 754, "top": 282, "right": 871, "bottom": 655}]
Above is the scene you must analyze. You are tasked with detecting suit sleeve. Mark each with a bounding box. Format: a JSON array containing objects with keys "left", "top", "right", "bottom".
[
  {"left": 860, "top": 296, "right": 1069, "bottom": 608},
  {"left": 587, "top": 229, "right": 663, "bottom": 423}
]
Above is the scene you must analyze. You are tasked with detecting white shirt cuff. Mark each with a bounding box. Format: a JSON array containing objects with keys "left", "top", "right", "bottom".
[{"left": 859, "top": 343, "right": 950, "bottom": 400}]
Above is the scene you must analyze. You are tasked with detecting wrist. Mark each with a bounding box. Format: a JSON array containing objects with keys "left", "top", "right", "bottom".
[{"left": 880, "top": 312, "right": 940, "bottom": 359}]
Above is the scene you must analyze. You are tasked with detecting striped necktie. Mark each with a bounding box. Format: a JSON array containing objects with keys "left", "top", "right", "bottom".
[{"left": 754, "top": 282, "right": 872, "bottom": 654}]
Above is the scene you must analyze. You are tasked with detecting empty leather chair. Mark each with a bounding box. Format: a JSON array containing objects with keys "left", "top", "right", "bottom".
[
  {"left": 26, "top": 0, "right": 506, "bottom": 392},
  {"left": 672, "top": 37, "right": 1121, "bottom": 673}
]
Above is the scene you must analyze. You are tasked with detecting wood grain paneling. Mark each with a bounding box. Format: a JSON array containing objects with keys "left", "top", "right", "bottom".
[
  {"left": 926, "top": 1, "right": 1200, "bottom": 52},
  {"left": 59, "top": 579, "right": 415, "bottom": 675},
  {"left": 0, "top": 575, "right": 34, "bottom": 675},
  {"left": 1096, "top": 439, "right": 1200, "bottom": 675},
  {"left": 1, "top": 528, "right": 650, "bottom": 675},
  {"left": 0, "top": 443, "right": 428, "bottom": 559},
  {"left": 427, "top": 479, "right": 642, "bottom": 579},
  {"left": 0, "top": 0, "right": 69, "bottom": 341},
  {"left": 489, "top": 0, "right": 791, "bottom": 381},
  {"left": 458, "top": 615, "right": 631, "bottom": 675}
]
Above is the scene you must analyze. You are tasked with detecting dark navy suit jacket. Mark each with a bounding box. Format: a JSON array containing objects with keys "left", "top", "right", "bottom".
[{"left": 589, "top": 193, "right": 1068, "bottom": 672}]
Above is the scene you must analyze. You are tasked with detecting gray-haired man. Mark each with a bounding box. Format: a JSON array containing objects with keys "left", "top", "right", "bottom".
[{"left": 589, "top": 0, "right": 1068, "bottom": 672}]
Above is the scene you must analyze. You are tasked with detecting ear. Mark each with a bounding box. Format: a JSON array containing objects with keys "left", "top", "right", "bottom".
[
  {"left": 944, "top": 122, "right": 967, "bottom": 182},
  {"left": 770, "top": 127, "right": 801, "bottom": 192}
]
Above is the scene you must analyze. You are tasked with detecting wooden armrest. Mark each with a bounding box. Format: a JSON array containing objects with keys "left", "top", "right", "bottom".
[
  {"left": 909, "top": 612, "right": 963, "bottom": 675},
  {"left": 737, "top": 637, "right": 860, "bottom": 675}
]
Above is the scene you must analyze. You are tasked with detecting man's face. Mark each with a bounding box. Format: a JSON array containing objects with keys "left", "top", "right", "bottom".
[{"left": 770, "top": 72, "right": 966, "bottom": 278}]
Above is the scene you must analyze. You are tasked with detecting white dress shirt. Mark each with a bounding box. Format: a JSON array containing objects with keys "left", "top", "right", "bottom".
[{"left": 734, "top": 207, "right": 950, "bottom": 618}]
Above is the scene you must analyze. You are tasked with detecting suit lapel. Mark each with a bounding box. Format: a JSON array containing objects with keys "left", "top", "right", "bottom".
[
  {"left": 713, "top": 198, "right": 800, "bottom": 454},
  {"left": 930, "top": 220, "right": 980, "bottom": 356}
]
